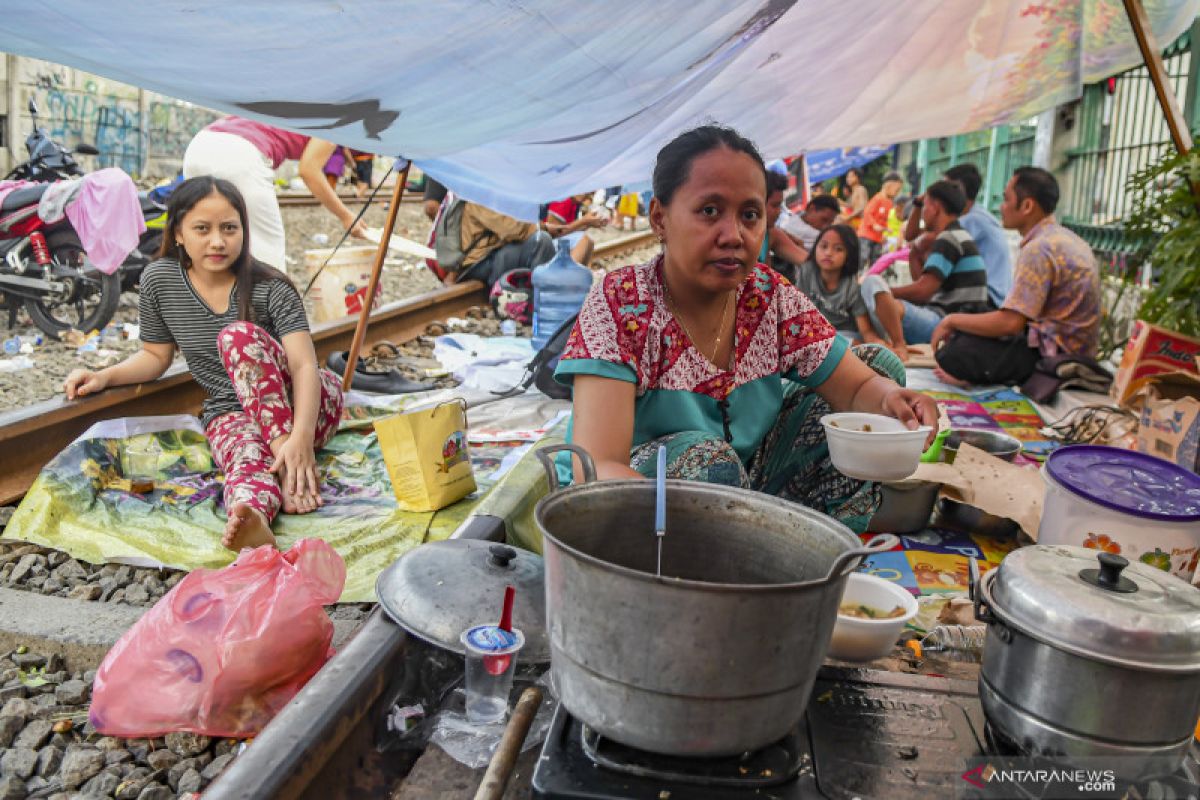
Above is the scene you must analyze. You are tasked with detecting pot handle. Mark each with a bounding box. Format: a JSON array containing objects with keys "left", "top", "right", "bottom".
[
  {"left": 970, "top": 557, "right": 999, "bottom": 625},
  {"left": 819, "top": 534, "right": 899, "bottom": 585},
  {"left": 534, "top": 443, "right": 597, "bottom": 493}
]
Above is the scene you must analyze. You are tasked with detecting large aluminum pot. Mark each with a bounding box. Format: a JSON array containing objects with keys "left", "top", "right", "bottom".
[
  {"left": 973, "top": 548, "right": 1200, "bottom": 782},
  {"left": 534, "top": 443, "right": 895, "bottom": 756}
]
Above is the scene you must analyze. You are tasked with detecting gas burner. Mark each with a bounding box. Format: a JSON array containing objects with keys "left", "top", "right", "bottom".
[
  {"left": 533, "top": 666, "right": 990, "bottom": 800},
  {"left": 580, "top": 719, "right": 808, "bottom": 788}
]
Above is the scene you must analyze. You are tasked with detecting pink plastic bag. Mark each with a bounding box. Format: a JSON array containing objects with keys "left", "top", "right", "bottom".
[{"left": 90, "top": 539, "right": 346, "bottom": 737}]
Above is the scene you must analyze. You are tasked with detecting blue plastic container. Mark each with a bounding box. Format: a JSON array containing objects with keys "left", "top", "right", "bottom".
[{"left": 531, "top": 237, "right": 592, "bottom": 350}]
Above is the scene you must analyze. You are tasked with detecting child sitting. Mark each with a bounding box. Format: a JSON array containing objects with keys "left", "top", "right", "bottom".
[{"left": 792, "top": 225, "right": 888, "bottom": 349}]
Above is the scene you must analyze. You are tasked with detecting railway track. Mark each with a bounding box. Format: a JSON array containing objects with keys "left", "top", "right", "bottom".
[
  {"left": 277, "top": 191, "right": 422, "bottom": 207},
  {"left": 0, "top": 231, "right": 658, "bottom": 506}
]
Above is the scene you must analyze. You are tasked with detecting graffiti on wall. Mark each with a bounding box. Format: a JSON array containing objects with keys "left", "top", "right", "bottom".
[{"left": 25, "top": 68, "right": 217, "bottom": 177}]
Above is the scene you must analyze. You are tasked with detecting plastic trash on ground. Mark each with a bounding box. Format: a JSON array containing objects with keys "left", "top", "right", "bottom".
[{"left": 89, "top": 538, "right": 346, "bottom": 737}]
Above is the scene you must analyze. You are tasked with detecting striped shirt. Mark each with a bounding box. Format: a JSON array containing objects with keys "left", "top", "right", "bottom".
[
  {"left": 923, "top": 221, "right": 990, "bottom": 315},
  {"left": 139, "top": 258, "right": 310, "bottom": 426}
]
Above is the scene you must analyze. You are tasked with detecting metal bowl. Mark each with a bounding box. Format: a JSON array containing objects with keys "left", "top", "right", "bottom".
[{"left": 944, "top": 429, "right": 1022, "bottom": 463}]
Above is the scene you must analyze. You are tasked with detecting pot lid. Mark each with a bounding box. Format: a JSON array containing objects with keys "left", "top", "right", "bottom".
[
  {"left": 376, "top": 540, "right": 549, "bottom": 663},
  {"left": 1044, "top": 445, "right": 1200, "bottom": 522},
  {"left": 986, "top": 545, "right": 1200, "bottom": 671}
]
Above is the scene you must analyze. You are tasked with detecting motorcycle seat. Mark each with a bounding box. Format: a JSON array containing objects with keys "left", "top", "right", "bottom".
[
  {"left": 138, "top": 191, "right": 165, "bottom": 214},
  {"left": 1, "top": 184, "right": 50, "bottom": 213}
]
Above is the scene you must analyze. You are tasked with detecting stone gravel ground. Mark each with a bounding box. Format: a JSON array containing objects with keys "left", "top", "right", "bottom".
[{"left": 0, "top": 646, "right": 239, "bottom": 799}]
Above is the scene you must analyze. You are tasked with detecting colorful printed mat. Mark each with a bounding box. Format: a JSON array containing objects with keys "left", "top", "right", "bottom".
[
  {"left": 857, "top": 375, "right": 1054, "bottom": 596},
  {"left": 4, "top": 390, "right": 565, "bottom": 603}
]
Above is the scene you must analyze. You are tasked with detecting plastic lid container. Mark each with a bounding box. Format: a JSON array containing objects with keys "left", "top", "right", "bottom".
[
  {"left": 1044, "top": 445, "right": 1200, "bottom": 522},
  {"left": 461, "top": 625, "right": 525, "bottom": 656}
]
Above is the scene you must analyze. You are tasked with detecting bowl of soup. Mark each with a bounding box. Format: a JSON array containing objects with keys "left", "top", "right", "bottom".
[
  {"left": 827, "top": 571, "right": 918, "bottom": 662},
  {"left": 820, "top": 412, "right": 932, "bottom": 482}
]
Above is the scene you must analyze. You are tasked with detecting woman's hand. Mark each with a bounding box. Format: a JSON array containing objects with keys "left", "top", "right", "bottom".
[
  {"left": 64, "top": 368, "right": 109, "bottom": 400},
  {"left": 269, "top": 436, "right": 323, "bottom": 508},
  {"left": 881, "top": 386, "right": 939, "bottom": 446}
]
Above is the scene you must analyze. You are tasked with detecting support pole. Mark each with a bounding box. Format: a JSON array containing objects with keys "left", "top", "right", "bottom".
[
  {"left": 1122, "top": 0, "right": 1193, "bottom": 154},
  {"left": 341, "top": 162, "right": 411, "bottom": 391}
]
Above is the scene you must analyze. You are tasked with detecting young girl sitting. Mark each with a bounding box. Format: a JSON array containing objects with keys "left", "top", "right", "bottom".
[
  {"left": 792, "top": 225, "right": 888, "bottom": 349},
  {"left": 63, "top": 177, "right": 344, "bottom": 551}
]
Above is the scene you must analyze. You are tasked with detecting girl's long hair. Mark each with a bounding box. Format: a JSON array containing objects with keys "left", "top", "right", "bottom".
[
  {"left": 807, "top": 223, "right": 859, "bottom": 280},
  {"left": 159, "top": 176, "right": 295, "bottom": 322}
]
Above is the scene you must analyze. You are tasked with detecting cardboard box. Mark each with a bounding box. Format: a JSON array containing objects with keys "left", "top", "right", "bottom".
[
  {"left": 1136, "top": 372, "right": 1200, "bottom": 474},
  {"left": 1112, "top": 322, "right": 1200, "bottom": 406}
]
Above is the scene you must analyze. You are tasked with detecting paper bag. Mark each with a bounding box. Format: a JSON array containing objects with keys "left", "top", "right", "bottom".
[
  {"left": 1112, "top": 322, "right": 1200, "bottom": 406},
  {"left": 376, "top": 399, "right": 476, "bottom": 512}
]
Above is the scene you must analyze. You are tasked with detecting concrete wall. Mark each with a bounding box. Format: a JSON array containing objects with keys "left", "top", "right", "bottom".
[{"left": 1, "top": 53, "right": 219, "bottom": 179}]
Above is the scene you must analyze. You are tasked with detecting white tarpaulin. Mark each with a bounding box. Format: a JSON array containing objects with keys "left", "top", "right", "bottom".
[{"left": 0, "top": 0, "right": 1195, "bottom": 218}]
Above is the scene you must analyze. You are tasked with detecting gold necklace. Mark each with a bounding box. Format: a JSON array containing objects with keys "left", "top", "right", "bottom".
[{"left": 664, "top": 281, "right": 734, "bottom": 366}]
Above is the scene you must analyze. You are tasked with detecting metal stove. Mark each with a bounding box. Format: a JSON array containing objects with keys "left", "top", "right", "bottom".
[
  {"left": 532, "top": 667, "right": 989, "bottom": 799},
  {"left": 532, "top": 665, "right": 1200, "bottom": 799}
]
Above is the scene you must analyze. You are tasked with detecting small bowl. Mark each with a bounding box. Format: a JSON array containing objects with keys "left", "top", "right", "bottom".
[
  {"left": 828, "top": 572, "right": 919, "bottom": 662},
  {"left": 943, "top": 429, "right": 1022, "bottom": 464},
  {"left": 820, "top": 413, "right": 932, "bottom": 482}
]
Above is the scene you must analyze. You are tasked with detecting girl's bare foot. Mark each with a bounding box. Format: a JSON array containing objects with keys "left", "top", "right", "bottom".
[
  {"left": 933, "top": 366, "right": 972, "bottom": 389},
  {"left": 223, "top": 503, "right": 276, "bottom": 550},
  {"left": 278, "top": 476, "right": 321, "bottom": 515}
]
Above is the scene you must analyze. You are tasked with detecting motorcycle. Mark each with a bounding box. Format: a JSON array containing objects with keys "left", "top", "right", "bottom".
[{"left": 0, "top": 99, "right": 122, "bottom": 337}]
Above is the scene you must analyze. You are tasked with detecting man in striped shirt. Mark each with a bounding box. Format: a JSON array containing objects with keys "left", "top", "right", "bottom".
[{"left": 859, "top": 180, "right": 989, "bottom": 355}]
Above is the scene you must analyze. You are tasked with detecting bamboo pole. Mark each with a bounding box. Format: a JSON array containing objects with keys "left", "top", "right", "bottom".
[
  {"left": 1122, "top": 0, "right": 1193, "bottom": 155},
  {"left": 341, "top": 162, "right": 411, "bottom": 390}
]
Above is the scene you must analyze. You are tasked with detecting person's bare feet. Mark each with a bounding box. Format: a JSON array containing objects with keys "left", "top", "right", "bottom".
[
  {"left": 223, "top": 503, "right": 276, "bottom": 550},
  {"left": 933, "top": 366, "right": 972, "bottom": 388},
  {"left": 278, "top": 475, "right": 320, "bottom": 515},
  {"left": 889, "top": 342, "right": 911, "bottom": 363}
]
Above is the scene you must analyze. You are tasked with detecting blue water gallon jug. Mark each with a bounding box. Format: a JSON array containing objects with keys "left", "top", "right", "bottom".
[{"left": 531, "top": 237, "right": 593, "bottom": 350}]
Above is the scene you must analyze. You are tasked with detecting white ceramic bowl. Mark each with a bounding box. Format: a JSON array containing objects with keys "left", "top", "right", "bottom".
[
  {"left": 820, "top": 412, "right": 932, "bottom": 482},
  {"left": 828, "top": 572, "right": 919, "bottom": 663}
]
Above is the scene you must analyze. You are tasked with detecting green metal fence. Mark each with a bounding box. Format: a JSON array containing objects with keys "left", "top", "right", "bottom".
[
  {"left": 915, "top": 124, "right": 1037, "bottom": 215},
  {"left": 1059, "top": 30, "right": 1193, "bottom": 260},
  {"left": 909, "top": 27, "right": 1196, "bottom": 264}
]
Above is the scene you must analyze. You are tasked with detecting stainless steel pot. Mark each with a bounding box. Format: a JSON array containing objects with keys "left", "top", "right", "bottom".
[
  {"left": 533, "top": 443, "right": 895, "bottom": 756},
  {"left": 870, "top": 478, "right": 940, "bottom": 534},
  {"left": 973, "top": 547, "right": 1200, "bottom": 781}
]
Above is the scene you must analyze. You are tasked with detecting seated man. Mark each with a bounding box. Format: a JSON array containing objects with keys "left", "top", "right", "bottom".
[
  {"left": 451, "top": 202, "right": 556, "bottom": 287},
  {"left": 944, "top": 163, "right": 1013, "bottom": 308},
  {"left": 860, "top": 180, "right": 989, "bottom": 353},
  {"left": 779, "top": 193, "right": 840, "bottom": 253},
  {"left": 762, "top": 171, "right": 811, "bottom": 281},
  {"left": 543, "top": 194, "right": 607, "bottom": 266},
  {"left": 930, "top": 167, "right": 1100, "bottom": 386}
]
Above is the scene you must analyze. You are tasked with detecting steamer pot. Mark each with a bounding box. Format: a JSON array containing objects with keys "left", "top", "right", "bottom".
[{"left": 973, "top": 546, "right": 1200, "bottom": 781}]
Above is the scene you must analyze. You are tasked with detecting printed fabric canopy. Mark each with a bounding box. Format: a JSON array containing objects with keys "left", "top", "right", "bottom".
[
  {"left": 806, "top": 147, "right": 896, "bottom": 184},
  {"left": 0, "top": 0, "right": 1195, "bottom": 218}
]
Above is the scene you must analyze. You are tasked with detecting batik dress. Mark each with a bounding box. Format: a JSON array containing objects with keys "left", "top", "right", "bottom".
[{"left": 553, "top": 255, "right": 905, "bottom": 533}]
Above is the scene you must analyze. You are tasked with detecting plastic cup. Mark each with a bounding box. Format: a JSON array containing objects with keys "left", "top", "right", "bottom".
[
  {"left": 123, "top": 441, "right": 159, "bottom": 494},
  {"left": 459, "top": 625, "right": 524, "bottom": 725}
]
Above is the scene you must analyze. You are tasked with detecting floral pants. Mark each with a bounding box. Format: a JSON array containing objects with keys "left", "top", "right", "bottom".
[
  {"left": 205, "top": 322, "right": 344, "bottom": 520},
  {"left": 629, "top": 344, "right": 904, "bottom": 534}
]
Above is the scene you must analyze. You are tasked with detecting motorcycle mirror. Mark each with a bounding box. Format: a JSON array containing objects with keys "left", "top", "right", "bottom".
[
  {"left": 74, "top": 143, "right": 100, "bottom": 156},
  {"left": 27, "top": 98, "right": 39, "bottom": 116}
]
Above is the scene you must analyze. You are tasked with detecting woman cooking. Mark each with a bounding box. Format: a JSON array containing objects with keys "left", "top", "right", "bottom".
[{"left": 553, "top": 126, "right": 937, "bottom": 533}]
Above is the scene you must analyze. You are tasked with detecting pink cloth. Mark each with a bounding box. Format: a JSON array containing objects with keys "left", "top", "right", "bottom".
[
  {"left": 866, "top": 247, "right": 910, "bottom": 277},
  {"left": 0, "top": 180, "right": 39, "bottom": 210},
  {"left": 206, "top": 116, "right": 310, "bottom": 169},
  {"left": 63, "top": 168, "right": 146, "bottom": 275}
]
